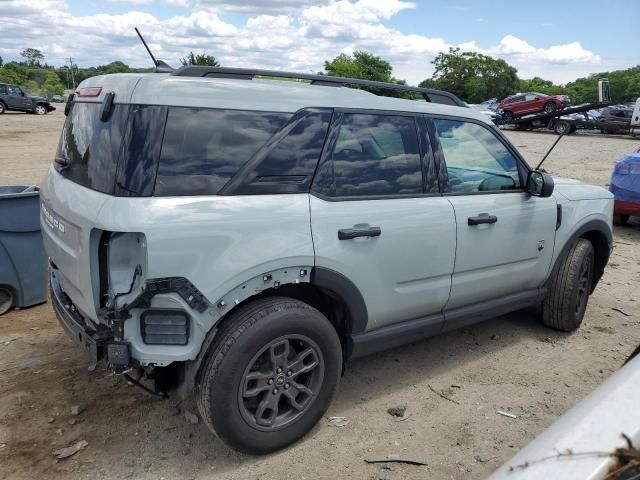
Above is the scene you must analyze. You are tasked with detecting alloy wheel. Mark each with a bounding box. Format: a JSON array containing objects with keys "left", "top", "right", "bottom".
[{"left": 238, "top": 334, "right": 324, "bottom": 431}]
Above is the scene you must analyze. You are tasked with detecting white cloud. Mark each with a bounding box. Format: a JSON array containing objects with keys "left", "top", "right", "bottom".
[{"left": 0, "top": 0, "right": 614, "bottom": 86}]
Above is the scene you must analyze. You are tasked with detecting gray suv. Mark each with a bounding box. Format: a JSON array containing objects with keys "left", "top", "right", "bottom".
[
  {"left": 0, "top": 83, "right": 55, "bottom": 115},
  {"left": 41, "top": 67, "right": 613, "bottom": 453}
]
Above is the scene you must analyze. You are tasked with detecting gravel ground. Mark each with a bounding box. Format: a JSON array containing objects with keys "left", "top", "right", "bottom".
[{"left": 1, "top": 110, "right": 639, "bottom": 480}]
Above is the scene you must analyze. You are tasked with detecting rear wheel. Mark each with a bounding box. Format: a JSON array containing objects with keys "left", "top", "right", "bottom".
[
  {"left": 544, "top": 102, "right": 557, "bottom": 114},
  {"left": 554, "top": 121, "right": 571, "bottom": 135},
  {"left": 502, "top": 110, "right": 514, "bottom": 123},
  {"left": 0, "top": 287, "right": 14, "bottom": 315},
  {"left": 197, "top": 297, "right": 342, "bottom": 454},
  {"left": 0, "top": 102, "right": 6, "bottom": 114},
  {"left": 542, "top": 239, "right": 594, "bottom": 332}
]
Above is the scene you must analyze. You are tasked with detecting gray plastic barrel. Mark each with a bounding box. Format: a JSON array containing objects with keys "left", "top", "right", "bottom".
[{"left": 0, "top": 185, "right": 48, "bottom": 315}]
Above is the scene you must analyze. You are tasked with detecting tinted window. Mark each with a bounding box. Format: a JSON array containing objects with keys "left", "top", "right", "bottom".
[
  {"left": 229, "top": 108, "right": 332, "bottom": 194},
  {"left": 55, "top": 102, "right": 128, "bottom": 194},
  {"left": 434, "top": 119, "right": 521, "bottom": 193},
  {"left": 0, "top": 85, "right": 7, "bottom": 95},
  {"left": 7, "top": 85, "right": 22, "bottom": 95},
  {"left": 155, "top": 108, "right": 290, "bottom": 196},
  {"left": 315, "top": 113, "right": 422, "bottom": 197},
  {"left": 114, "top": 105, "right": 167, "bottom": 197}
]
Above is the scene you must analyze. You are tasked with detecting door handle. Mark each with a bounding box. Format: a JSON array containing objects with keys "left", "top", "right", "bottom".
[
  {"left": 468, "top": 213, "right": 498, "bottom": 226},
  {"left": 338, "top": 226, "right": 381, "bottom": 240}
]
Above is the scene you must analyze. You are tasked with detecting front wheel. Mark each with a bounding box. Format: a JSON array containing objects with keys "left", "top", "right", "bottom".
[
  {"left": 542, "top": 239, "right": 594, "bottom": 331},
  {"left": 544, "top": 102, "right": 557, "bottom": 114},
  {"left": 614, "top": 214, "right": 630, "bottom": 225},
  {"left": 34, "top": 104, "right": 48, "bottom": 115},
  {"left": 502, "top": 111, "right": 514, "bottom": 123},
  {"left": 197, "top": 297, "right": 342, "bottom": 454}
]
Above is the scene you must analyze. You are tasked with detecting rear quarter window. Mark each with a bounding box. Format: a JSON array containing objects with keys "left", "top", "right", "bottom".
[
  {"left": 154, "top": 108, "right": 291, "bottom": 196},
  {"left": 56, "top": 102, "right": 128, "bottom": 194}
]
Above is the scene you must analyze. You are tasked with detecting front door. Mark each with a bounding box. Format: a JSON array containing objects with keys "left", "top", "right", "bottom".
[
  {"left": 310, "top": 111, "right": 456, "bottom": 331},
  {"left": 429, "top": 116, "right": 557, "bottom": 310}
]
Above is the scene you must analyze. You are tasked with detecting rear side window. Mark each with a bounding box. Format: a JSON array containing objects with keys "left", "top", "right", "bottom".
[
  {"left": 313, "top": 113, "right": 423, "bottom": 198},
  {"left": 155, "top": 108, "right": 291, "bottom": 196},
  {"left": 56, "top": 102, "right": 128, "bottom": 194},
  {"left": 227, "top": 108, "right": 332, "bottom": 194},
  {"left": 0, "top": 85, "right": 7, "bottom": 95},
  {"left": 433, "top": 118, "right": 521, "bottom": 193}
]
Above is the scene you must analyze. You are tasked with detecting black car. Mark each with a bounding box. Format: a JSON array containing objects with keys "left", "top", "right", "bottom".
[
  {"left": 598, "top": 106, "right": 632, "bottom": 134},
  {"left": 0, "top": 83, "right": 56, "bottom": 115}
]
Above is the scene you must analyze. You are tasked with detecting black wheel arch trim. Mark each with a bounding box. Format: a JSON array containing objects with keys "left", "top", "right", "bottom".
[
  {"left": 548, "top": 219, "right": 612, "bottom": 293},
  {"left": 310, "top": 267, "right": 368, "bottom": 335}
]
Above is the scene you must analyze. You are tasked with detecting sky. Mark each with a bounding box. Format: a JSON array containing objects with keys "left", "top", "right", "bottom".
[{"left": 1, "top": 0, "right": 638, "bottom": 85}]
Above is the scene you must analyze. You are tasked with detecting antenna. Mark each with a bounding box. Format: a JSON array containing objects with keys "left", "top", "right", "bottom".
[
  {"left": 135, "top": 27, "right": 158, "bottom": 67},
  {"left": 536, "top": 133, "right": 564, "bottom": 170}
]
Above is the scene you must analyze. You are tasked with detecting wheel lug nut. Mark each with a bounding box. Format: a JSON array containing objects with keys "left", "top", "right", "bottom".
[
  {"left": 277, "top": 367, "right": 282, "bottom": 373},
  {"left": 272, "top": 388, "right": 278, "bottom": 394},
  {"left": 268, "top": 379, "right": 274, "bottom": 385},
  {"left": 284, "top": 383, "right": 289, "bottom": 389},
  {"left": 286, "top": 370, "right": 292, "bottom": 376}
]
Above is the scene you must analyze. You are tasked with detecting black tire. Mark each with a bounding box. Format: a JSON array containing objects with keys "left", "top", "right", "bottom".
[
  {"left": 544, "top": 102, "right": 557, "bottom": 114},
  {"left": 0, "top": 102, "right": 6, "bottom": 114},
  {"left": 542, "top": 239, "right": 594, "bottom": 332},
  {"left": 197, "top": 297, "right": 342, "bottom": 454},
  {"left": 502, "top": 110, "right": 514, "bottom": 123},
  {"left": 0, "top": 287, "right": 14, "bottom": 315},
  {"left": 34, "top": 104, "right": 47, "bottom": 115},
  {"left": 554, "top": 121, "right": 570, "bottom": 135},
  {"left": 614, "top": 214, "right": 630, "bottom": 225}
]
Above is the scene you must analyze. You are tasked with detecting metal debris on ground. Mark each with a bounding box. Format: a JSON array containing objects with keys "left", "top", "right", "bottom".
[
  {"left": 53, "top": 440, "right": 88, "bottom": 460},
  {"left": 364, "top": 457, "right": 428, "bottom": 466},
  {"left": 497, "top": 411, "right": 518, "bottom": 419},
  {"left": 327, "top": 416, "right": 350, "bottom": 427},
  {"left": 612, "top": 307, "right": 631, "bottom": 317}
]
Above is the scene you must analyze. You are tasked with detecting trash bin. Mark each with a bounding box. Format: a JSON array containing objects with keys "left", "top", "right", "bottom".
[{"left": 0, "top": 185, "right": 48, "bottom": 315}]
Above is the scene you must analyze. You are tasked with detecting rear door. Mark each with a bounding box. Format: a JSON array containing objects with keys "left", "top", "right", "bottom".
[
  {"left": 6, "top": 85, "right": 27, "bottom": 110},
  {"left": 310, "top": 111, "right": 456, "bottom": 331},
  {"left": 428, "top": 116, "right": 556, "bottom": 310}
]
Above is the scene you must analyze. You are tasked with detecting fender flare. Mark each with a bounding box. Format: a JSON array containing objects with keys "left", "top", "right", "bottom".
[
  {"left": 311, "top": 267, "right": 368, "bottom": 335},
  {"left": 548, "top": 219, "right": 613, "bottom": 292}
]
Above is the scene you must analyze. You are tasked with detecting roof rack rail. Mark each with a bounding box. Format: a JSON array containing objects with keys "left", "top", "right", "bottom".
[{"left": 171, "top": 66, "right": 467, "bottom": 108}]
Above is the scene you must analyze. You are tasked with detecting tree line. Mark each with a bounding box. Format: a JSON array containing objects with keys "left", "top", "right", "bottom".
[{"left": 0, "top": 47, "right": 638, "bottom": 104}]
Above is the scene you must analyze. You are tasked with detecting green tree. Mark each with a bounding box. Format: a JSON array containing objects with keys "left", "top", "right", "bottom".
[
  {"left": 43, "top": 71, "right": 65, "bottom": 96},
  {"left": 0, "top": 63, "right": 29, "bottom": 85},
  {"left": 20, "top": 48, "right": 45, "bottom": 67},
  {"left": 324, "top": 50, "right": 393, "bottom": 82},
  {"left": 323, "top": 50, "right": 413, "bottom": 97},
  {"left": 420, "top": 47, "right": 519, "bottom": 103},
  {"left": 180, "top": 52, "right": 219, "bottom": 67}
]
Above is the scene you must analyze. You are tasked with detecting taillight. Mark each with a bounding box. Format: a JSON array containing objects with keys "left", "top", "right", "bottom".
[{"left": 75, "top": 87, "right": 102, "bottom": 97}]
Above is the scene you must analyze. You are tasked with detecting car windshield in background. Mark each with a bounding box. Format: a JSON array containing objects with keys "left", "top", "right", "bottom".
[{"left": 55, "top": 102, "right": 128, "bottom": 194}]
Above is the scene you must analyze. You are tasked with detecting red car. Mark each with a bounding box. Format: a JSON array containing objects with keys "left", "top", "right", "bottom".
[{"left": 499, "top": 92, "right": 571, "bottom": 122}]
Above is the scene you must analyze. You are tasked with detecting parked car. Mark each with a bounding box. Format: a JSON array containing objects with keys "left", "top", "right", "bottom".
[
  {"left": 41, "top": 67, "right": 613, "bottom": 454},
  {"left": 479, "top": 98, "right": 499, "bottom": 111},
  {"left": 598, "top": 106, "right": 633, "bottom": 134},
  {"left": 610, "top": 149, "right": 640, "bottom": 224},
  {"left": 499, "top": 92, "right": 571, "bottom": 122},
  {"left": 0, "top": 83, "right": 56, "bottom": 115}
]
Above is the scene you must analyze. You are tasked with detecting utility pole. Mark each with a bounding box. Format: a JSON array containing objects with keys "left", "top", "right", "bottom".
[{"left": 65, "top": 57, "right": 76, "bottom": 89}]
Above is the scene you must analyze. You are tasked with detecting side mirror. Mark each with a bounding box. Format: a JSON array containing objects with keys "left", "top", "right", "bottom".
[{"left": 526, "top": 170, "right": 554, "bottom": 197}]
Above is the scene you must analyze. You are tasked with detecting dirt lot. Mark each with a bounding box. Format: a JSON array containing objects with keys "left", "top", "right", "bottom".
[{"left": 1, "top": 110, "right": 639, "bottom": 480}]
